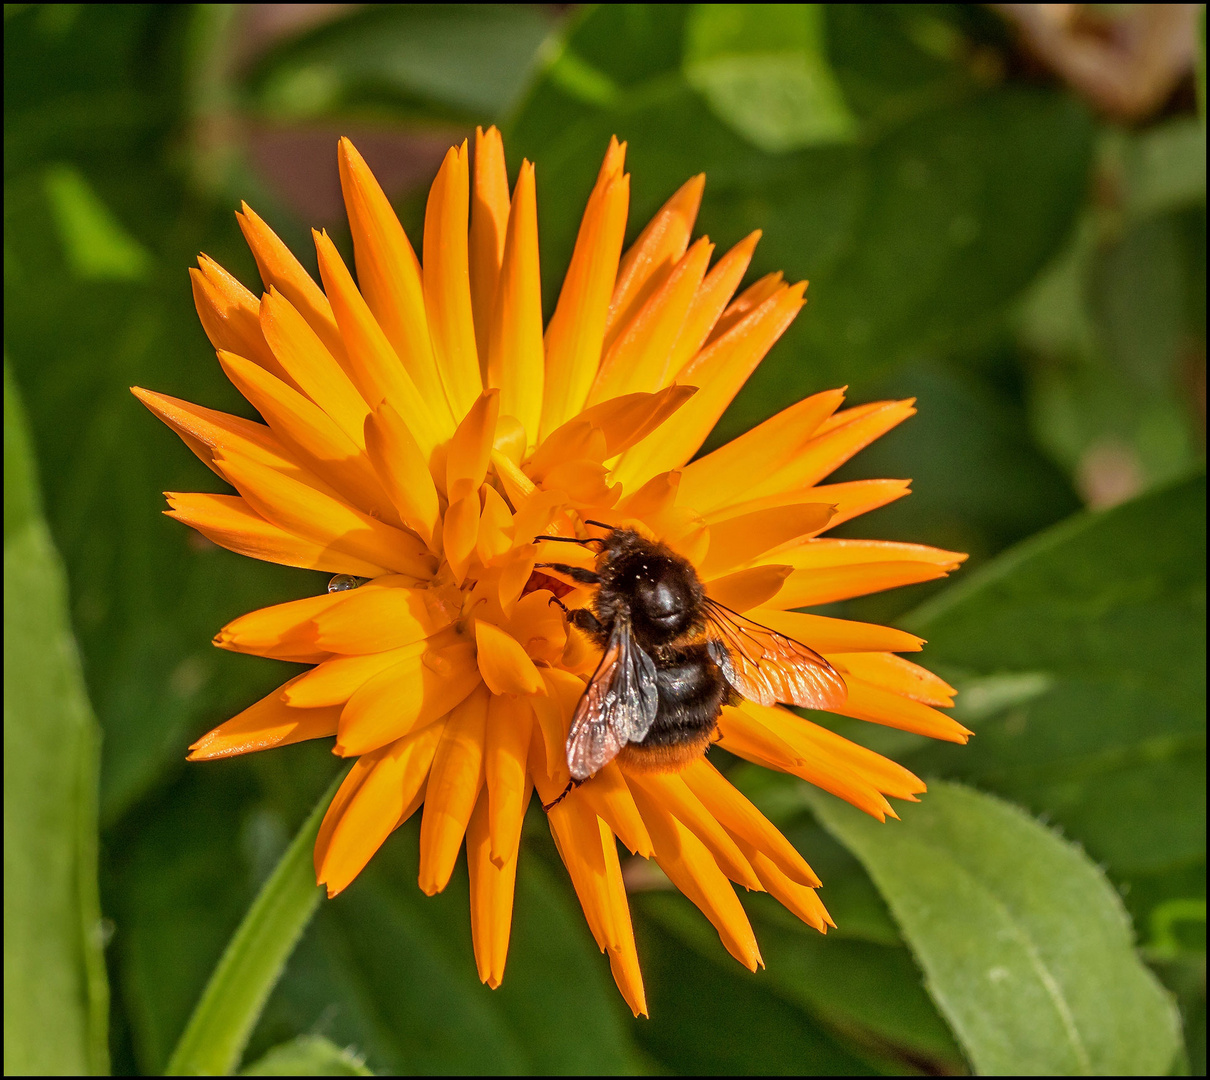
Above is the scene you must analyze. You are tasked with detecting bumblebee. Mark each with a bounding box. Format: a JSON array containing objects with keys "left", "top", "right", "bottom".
[{"left": 535, "top": 523, "right": 847, "bottom": 796}]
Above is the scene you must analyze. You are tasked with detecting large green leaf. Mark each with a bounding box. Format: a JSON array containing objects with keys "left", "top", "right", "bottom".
[
  {"left": 244, "top": 5, "right": 557, "bottom": 123},
  {"left": 3, "top": 364, "right": 109, "bottom": 1075},
  {"left": 683, "top": 4, "right": 855, "bottom": 151},
  {"left": 809, "top": 781, "right": 1181, "bottom": 1075},
  {"left": 902, "top": 476, "right": 1206, "bottom": 890}
]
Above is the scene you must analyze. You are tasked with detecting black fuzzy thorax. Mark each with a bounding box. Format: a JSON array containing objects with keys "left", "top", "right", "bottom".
[{"left": 590, "top": 529, "right": 706, "bottom": 652}]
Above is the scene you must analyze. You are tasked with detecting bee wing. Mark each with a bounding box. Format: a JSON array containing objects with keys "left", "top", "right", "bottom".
[
  {"left": 704, "top": 598, "right": 847, "bottom": 710},
  {"left": 565, "top": 611, "right": 659, "bottom": 780}
]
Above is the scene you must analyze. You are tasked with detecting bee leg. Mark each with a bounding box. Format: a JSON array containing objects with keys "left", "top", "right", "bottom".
[
  {"left": 533, "top": 562, "right": 600, "bottom": 585},
  {"left": 541, "top": 777, "right": 586, "bottom": 812},
  {"left": 567, "top": 607, "right": 604, "bottom": 635}
]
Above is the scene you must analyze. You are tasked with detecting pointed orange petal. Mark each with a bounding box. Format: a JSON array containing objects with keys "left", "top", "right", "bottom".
[
  {"left": 708, "top": 270, "right": 785, "bottom": 342},
  {"left": 237, "top": 203, "right": 346, "bottom": 365},
  {"left": 604, "top": 173, "right": 704, "bottom": 353},
  {"left": 260, "top": 287, "right": 369, "bottom": 447},
  {"left": 741, "top": 608, "right": 924, "bottom": 653},
  {"left": 310, "top": 580, "right": 457, "bottom": 654},
  {"left": 319, "top": 722, "right": 443, "bottom": 895},
  {"left": 467, "top": 786, "right": 522, "bottom": 988},
  {"left": 189, "top": 257, "right": 291, "bottom": 385},
  {"left": 630, "top": 782, "right": 762, "bottom": 971},
  {"left": 577, "top": 763, "right": 654, "bottom": 858},
  {"left": 740, "top": 844, "right": 831, "bottom": 932},
  {"left": 771, "top": 539, "right": 966, "bottom": 608},
  {"left": 447, "top": 390, "right": 500, "bottom": 502},
  {"left": 470, "top": 125, "right": 511, "bottom": 372},
  {"left": 704, "top": 564, "right": 792, "bottom": 612},
  {"left": 285, "top": 639, "right": 433, "bottom": 707},
  {"left": 697, "top": 503, "right": 835, "bottom": 579},
  {"left": 484, "top": 694, "right": 533, "bottom": 867},
  {"left": 214, "top": 589, "right": 347, "bottom": 661},
  {"left": 678, "top": 388, "right": 846, "bottom": 515},
  {"left": 719, "top": 706, "right": 894, "bottom": 820},
  {"left": 188, "top": 676, "right": 340, "bottom": 760},
  {"left": 475, "top": 620, "right": 543, "bottom": 695},
  {"left": 589, "top": 236, "right": 712, "bottom": 405},
  {"left": 615, "top": 469, "right": 680, "bottom": 520},
  {"left": 614, "top": 282, "right": 807, "bottom": 489},
  {"left": 338, "top": 139, "right": 452, "bottom": 435},
  {"left": 424, "top": 141, "right": 483, "bottom": 418},
  {"left": 531, "top": 668, "right": 584, "bottom": 780},
  {"left": 476, "top": 486, "right": 514, "bottom": 565},
  {"left": 336, "top": 640, "right": 481, "bottom": 756},
  {"left": 547, "top": 799, "right": 622, "bottom": 952},
  {"left": 795, "top": 479, "right": 912, "bottom": 533},
  {"left": 540, "top": 146, "right": 629, "bottom": 439},
  {"left": 527, "top": 419, "right": 607, "bottom": 481},
  {"left": 419, "top": 685, "right": 489, "bottom": 894},
  {"left": 710, "top": 704, "right": 806, "bottom": 772},
  {"left": 752, "top": 400, "right": 917, "bottom": 500},
  {"left": 213, "top": 451, "right": 435, "bottom": 579},
  {"left": 164, "top": 492, "right": 386, "bottom": 576},
  {"left": 597, "top": 816, "right": 648, "bottom": 1018},
  {"left": 665, "top": 231, "right": 761, "bottom": 377},
  {"left": 314, "top": 228, "right": 442, "bottom": 455},
  {"left": 132, "top": 386, "right": 288, "bottom": 479},
  {"left": 784, "top": 561, "right": 956, "bottom": 607},
  {"left": 626, "top": 771, "right": 761, "bottom": 890},
  {"left": 832, "top": 653, "right": 955, "bottom": 706},
  {"left": 681, "top": 759, "right": 820, "bottom": 887},
  {"left": 703, "top": 478, "right": 910, "bottom": 533},
  {"left": 576, "top": 385, "right": 698, "bottom": 459},
  {"left": 834, "top": 680, "right": 972, "bottom": 744},
  {"left": 314, "top": 755, "right": 375, "bottom": 885},
  {"left": 442, "top": 492, "right": 480, "bottom": 585},
  {"left": 363, "top": 402, "right": 442, "bottom": 553},
  {"left": 762, "top": 705, "right": 927, "bottom": 802},
  {"left": 488, "top": 160, "right": 544, "bottom": 444},
  {"left": 216, "top": 351, "right": 399, "bottom": 526}
]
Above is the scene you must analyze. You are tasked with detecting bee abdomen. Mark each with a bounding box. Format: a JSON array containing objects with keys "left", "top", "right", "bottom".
[{"left": 617, "top": 643, "right": 727, "bottom": 776}]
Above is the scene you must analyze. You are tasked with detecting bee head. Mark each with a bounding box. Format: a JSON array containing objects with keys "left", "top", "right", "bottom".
[{"left": 619, "top": 555, "right": 701, "bottom": 640}]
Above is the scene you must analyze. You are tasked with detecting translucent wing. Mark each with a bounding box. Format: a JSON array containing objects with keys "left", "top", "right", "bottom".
[
  {"left": 565, "top": 610, "right": 659, "bottom": 780},
  {"left": 704, "top": 598, "right": 847, "bottom": 710}
]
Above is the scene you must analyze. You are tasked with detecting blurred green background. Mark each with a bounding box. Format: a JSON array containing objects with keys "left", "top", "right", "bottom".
[{"left": 4, "top": 4, "right": 1205, "bottom": 1075}]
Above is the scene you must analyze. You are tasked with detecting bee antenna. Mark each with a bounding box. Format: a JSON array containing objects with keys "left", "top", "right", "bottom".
[
  {"left": 532, "top": 534, "right": 590, "bottom": 545},
  {"left": 584, "top": 519, "right": 615, "bottom": 532}
]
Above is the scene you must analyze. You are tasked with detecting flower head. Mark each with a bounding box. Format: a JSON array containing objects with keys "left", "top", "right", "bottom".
[{"left": 134, "top": 128, "right": 968, "bottom": 1016}]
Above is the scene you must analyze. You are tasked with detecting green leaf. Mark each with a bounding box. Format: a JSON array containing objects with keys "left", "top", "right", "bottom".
[
  {"left": 241, "top": 1035, "right": 372, "bottom": 1077},
  {"left": 167, "top": 768, "right": 347, "bottom": 1076},
  {"left": 3, "top": 363, "right": 109, "bottom": 1075},
  {"left": 808, "top": 781, "right": 1182, "bottom": 1075},
  {"left": 903, "top": 476, "right": 1206, "bottom": 882},
  {"left": 683, "top": 4, "right": 856, "bottom": 151},
  {"left": 245, "top": 5, "right": 557, "bottom": 123}
]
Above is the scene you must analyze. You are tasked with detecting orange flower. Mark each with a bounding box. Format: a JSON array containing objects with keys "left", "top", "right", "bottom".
[{"left": 134, "top": 128, "right": 968, "bottom": 1017}]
